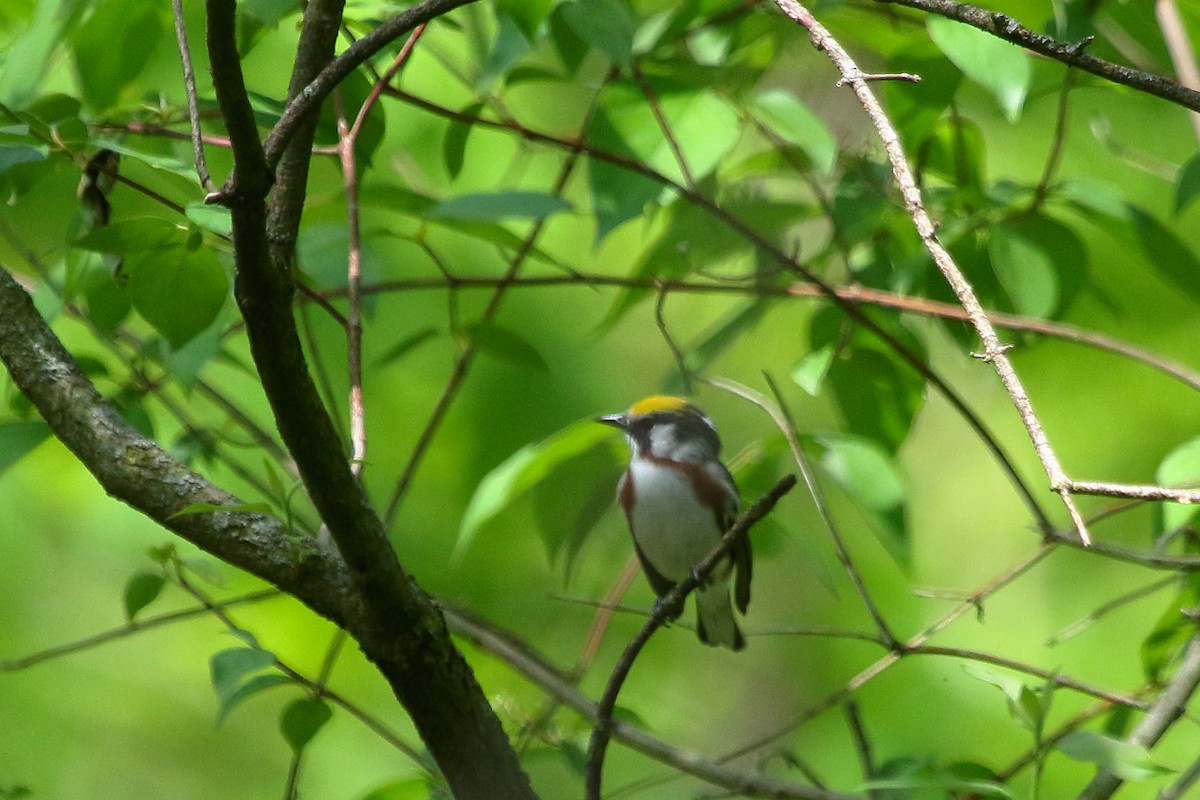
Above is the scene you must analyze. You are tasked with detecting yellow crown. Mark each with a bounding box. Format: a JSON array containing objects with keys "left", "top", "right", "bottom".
[{"left": 628, "top": 395, "right": 693, "bottom": 416}]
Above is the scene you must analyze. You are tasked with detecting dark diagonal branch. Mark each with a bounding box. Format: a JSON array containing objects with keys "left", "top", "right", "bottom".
[
  {"left": 585, "top": 475, "right": 801, "bottom": 800},
  {"left": 878, "top": 0, "right": 1200, "bottom": 113}
]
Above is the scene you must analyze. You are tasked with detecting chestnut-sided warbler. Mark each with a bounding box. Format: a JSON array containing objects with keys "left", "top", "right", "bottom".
[{"left": 597, "top": 396, "right": 751, "bottom": 650}]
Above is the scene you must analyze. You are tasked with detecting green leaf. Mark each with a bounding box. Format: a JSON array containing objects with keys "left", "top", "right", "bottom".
[
  {"left": 280, "top": 697, "right": 333, "bottom": 754},
  {"left": 75, "top": 218, "right": 188, "bottom": 255},
  {"left": 71, "top": 0, "right": 164, "bottom": 111},
  {"left": 430, "top": 191, "right": 572, "bottom": 221},
  {"left": 0, "top": 3, "right": 87, "bottom": 106},
  {"left": 927, "top": 16, "right": 1030, "bottom": 122},
  {"left": 185, "top": 203, "right": 233, "bottom": 237},
  {"left": 210, "top": 647, "right": 277, "bottom": 706},
  {"left": 442, "top": 102, "right": 484, "bottom": 179},
  {"left": 1176, "top": 153, "right": 1200, "bottom": 214},
  {"left": 1140, "top": 589, "right": 1193, "bottom": 683},
  {"left": 1156, "top": 435, "right": 1200, "bottom": 533},
  {"left": 128, "top": 246, "right": 229, "bottom": 348},
  {"left": 0, "top": 142, "right": 47, "bottom": 175},
  {"left": 1056, "top": 180, "right": 1129, "bottom": 221},
  {"left": 792, "top": 344, "right": 834, "bottom": 396},
  {"left": 457, "top": 420, "right": 617, "bottom": 556},
  {"left": 0, "top": 420, "right": 52, "bottom": 477},
  {"left": 751, "top": 89, "right": 837, "bottom": 174},
  {"left": 215, "top": 673, "right": 292, "bottom": 726},
  {"left": 122, "top": 571, "right": 165, "bottom": 622},
  {"left": 496, "top": 0, "right": 553, "bottom": 41},
  {"left": 560, "top": 0, "right": 634, "bottom": 69},
  {"left": 817, "top": 433, "right": 907, "bottom": 561},
  {"left": 358, "top": 778, "right": 433, "bottom": 800},
  {"left": 462, "top": 323, "right": 548, "bottom": 370},
  {"left": 818, "top": 435, "right": 905, "bottom": 513},
  {"left": 168, "top": 501, "right": 274, "bottom": 520},
  {"left": 828, "top": 347, "right": 923, "bottom": 453},
  {"left": 477, "top": 13, "right": 532, "bottom": 91},
  {"left": 1057, "top": 732, "right": 1172, "bottom": 781},
  {"left": 988, "top": 228, "right": 1058, "bottom": 319},
  {"left": 1127, "top": 205, "right": 1200, "bottom": 308},
  {"left": 962, "top": 663, "right": 1052, "bottom": 733}
]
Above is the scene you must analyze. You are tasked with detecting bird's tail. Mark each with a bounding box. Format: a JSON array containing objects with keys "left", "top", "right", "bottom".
[{"left": 695, "top": 581, "right": 745, "bottom": 651}]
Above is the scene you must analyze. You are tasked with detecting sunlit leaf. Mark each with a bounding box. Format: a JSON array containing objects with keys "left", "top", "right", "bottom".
[
  {"left": 358, "top": 778, "right": 433, "bottom": 800},
  {"left": 927, "top": 16, "right": 1030, "bottom": 121},
  {"left": 185, "top": 203, "right": 233, "bottom": 238},
  {"left": 458, "top": 421, "right": 617, "bottom": 556},
  {"left": 1156, "top": 435, "right": 1200, "bottom": 533},
  {"left": 751, "top": 89, "right": 837, "bottom": 174}
]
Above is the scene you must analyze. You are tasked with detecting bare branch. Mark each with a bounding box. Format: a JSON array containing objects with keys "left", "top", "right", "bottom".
[
  {"left": 170, "top": 0, "right": 213, "bottom": 190},
  {"left": 879, "top": 0, "right": 1200, "bottom": 113},
  {"left": 772, "top": 0, "right": 1091, "bottom": 543}
]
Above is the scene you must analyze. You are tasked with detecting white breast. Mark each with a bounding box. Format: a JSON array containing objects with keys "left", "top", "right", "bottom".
[{"left": 627, "top": 459, "right": 724, "bottom": 582}]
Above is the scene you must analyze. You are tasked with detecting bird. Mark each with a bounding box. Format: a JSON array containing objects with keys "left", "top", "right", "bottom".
[{"left": 597, "top": 395, "right": 751, "bottom": 650}]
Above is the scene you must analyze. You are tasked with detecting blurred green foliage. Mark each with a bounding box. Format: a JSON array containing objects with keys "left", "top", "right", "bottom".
[{"left": 3, "top": 0, "right": 1200, "bottom": 798}]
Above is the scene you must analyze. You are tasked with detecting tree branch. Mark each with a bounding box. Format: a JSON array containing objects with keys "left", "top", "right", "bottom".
[
  {"left": 0, "top": 266, "right": 353, "bottom": 622},
  {"left": 773, "top": 0, "right": 1092, "bottom": 543},
  {"left": 877, "top": 0, "right": 1200, "bottom": 113},
  {"left": 202, "top": 0, "right": 536, "bottom": 794}
]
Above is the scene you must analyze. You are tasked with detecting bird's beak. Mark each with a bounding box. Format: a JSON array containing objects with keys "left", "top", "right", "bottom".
[{"left": 595, "top": 413, "right": 626, "bottom": 429}]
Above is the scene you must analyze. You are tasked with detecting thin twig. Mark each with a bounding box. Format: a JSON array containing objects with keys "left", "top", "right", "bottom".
[
  {"left": 654, "top": 288, "right": 694, "bottom": 394},
  {"left": 175, "top": 573, "right": 427, "bottom": 765},
  {"left": 712, "top": 375, "right": 899, "bottom": 645},
  {"left": 844, "top": 702, "right": 877, "bottom": 798},
  {"left": 170, "top": 0, "right": 214, "bottom": 190},
  {"left": 632, "top": 62, "right": 697, "bottom": 189},
  {"left": 772, "top": 0, "right": 1091, "bottom": 544},
  {"left": 585, "top": 475, "right": 799, "bottom": 800},
  {"left": 333, "top": 272, "right": 1200, "bottom": 394},
  {"left": 0, "top": 590, "right": 281, "bottom": 672},
  {"left": 1045, "top": 576, "right": 1177, "bottom": 646},
  {"left": 334, "top": 91, "right": 367, "bottom": 477}
]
